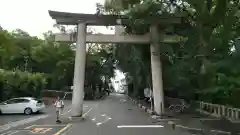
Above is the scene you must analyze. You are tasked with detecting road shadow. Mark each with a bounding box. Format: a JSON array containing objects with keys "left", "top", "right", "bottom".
[{"left": 0, "top": 111, "right": 47, "bottom": 126}]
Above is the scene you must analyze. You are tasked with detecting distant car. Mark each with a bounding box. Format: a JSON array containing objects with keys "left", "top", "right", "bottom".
[
  {"left": 118, "top": 89, "right": 125, "bottom": 94},
  {"left": 118, "top": 91, "right": 125, "bottom": 94},
  {"left": 0, "top": 97, "right": 45, "bottom": 115}
]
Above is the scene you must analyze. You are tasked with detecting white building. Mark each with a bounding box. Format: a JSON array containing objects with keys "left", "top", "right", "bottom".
[{"left": 111, "top": 70, "right": 127, "bottom": 93}]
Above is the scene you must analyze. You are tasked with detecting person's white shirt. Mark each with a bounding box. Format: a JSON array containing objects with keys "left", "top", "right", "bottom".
[
  {"left": 55, "top": 100, "right": 64, "bottom": 108},
  {"left": 144, "top": 88, "right": 151, "bottom": 98}
]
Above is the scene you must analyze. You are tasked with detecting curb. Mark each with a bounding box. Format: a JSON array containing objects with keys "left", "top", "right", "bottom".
[{"left": 127, "top": 96, "right": 155, "bottom": 115}]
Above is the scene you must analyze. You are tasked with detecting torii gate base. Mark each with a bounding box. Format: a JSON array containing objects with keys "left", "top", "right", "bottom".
[{"left": 48, "top": 10, "right": 183, "bottom": 116}]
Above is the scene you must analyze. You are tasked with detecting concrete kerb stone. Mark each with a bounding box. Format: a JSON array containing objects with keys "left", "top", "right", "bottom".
[
  {"left": 147, "top": 108, "right": 154, "bottom": 114},
  {"left": 67, "top": 116, "right": 86, "bottom": 123},
  {"left": 127, "top": 95, "right": 155, "bottom": 115},
  {"left": 168, "top": 121, "right": 238, "bottom": 135}
]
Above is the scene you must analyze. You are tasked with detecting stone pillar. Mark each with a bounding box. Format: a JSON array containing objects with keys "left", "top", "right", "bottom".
[
  {"left": 150, "top": 24, "right": 164, "bottom": 115},
  {"left": 71, "top": 22, "right": 86, "bottom": 116}
]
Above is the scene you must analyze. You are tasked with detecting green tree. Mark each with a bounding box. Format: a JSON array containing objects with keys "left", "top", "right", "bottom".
[{"left": 103, "top": 0, "right": 240, "bottom": 106}]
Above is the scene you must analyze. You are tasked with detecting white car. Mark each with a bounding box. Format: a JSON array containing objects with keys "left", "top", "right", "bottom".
[{"left": 0, "top": 97, "right": 45, "bottom": 115}]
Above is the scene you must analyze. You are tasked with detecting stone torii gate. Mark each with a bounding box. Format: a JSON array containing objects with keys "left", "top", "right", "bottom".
[{"left": 48, "top": 10, "right": 183, "bottom": 116}]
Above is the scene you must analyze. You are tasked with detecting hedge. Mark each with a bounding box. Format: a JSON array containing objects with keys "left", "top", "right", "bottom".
[
  {"left": 42, "top": 87, "right": 106, "bottom": 101},
  {"left": 0, "top": 69, "right": 46, "bottom": 101}
]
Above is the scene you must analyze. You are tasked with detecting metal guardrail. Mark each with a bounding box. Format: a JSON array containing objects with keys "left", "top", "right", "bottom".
[{"left": 165, "top": 96, "right": 240, "bottom": 121}]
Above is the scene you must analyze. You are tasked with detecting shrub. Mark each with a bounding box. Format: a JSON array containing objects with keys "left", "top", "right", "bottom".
[{"left": 0, "top": 69, "right": 46, "bottom": 101}]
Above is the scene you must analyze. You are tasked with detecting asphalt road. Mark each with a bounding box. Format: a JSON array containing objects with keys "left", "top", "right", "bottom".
[
  {"left": 0, "top": 106, "right": 51, "bottom": 126},
  {"left": 0, "top": 100, "right": 73, "bottom": 125},
  {"left": 0, "top": 94, "right": 193, "bottom": 135}
]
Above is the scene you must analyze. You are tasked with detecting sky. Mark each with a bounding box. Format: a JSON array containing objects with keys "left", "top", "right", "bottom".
[
  {"left": 0, "top": 0, "right": 113, "bottom": 37},
  {"left": 0, "top": 0, "right": 125, "bottom": 82}
]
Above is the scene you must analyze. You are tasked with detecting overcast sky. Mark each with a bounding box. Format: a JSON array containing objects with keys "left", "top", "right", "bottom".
[{"left": 0, "top": 0, "right": 113, "bottom": 37}]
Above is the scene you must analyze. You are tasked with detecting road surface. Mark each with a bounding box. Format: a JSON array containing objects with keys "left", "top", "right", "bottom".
[{"left": 0, "top": 93, "right": 192, "bottom": 135}]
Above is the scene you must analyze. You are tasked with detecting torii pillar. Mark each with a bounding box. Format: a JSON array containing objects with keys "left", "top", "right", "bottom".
[
  {"left": 150, "top": 25, "right": 164, "bottom": 114},
  {"left": 71, "top": 22, "right": 86, "bottom": 116},
  {"left": 48, "top": 10, "right": 183, "bottom": 116}
]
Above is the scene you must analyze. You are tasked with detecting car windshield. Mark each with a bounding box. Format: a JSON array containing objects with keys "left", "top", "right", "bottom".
[
  {"left": 31, "top": 98, "right": 43, "bottom": 103},
  {"left": 30, "top": 98, "right": 37, "bottom": 101}
]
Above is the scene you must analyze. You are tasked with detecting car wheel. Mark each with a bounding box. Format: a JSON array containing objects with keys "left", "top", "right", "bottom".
[
  {"left": 24, "top": 108, "right": 32, "bottom": 115},
  {"left": 0, "top": 109, "right": 2, "bottom": 115}
]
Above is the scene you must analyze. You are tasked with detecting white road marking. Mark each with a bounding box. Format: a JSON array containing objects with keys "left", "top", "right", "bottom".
[
  {"left": 0, "top": 131, "right": 12, "bottom": 135},
  {"left": 151, "top": 115, "right": 159, "bottom": 119},
  {"left": 96, "top": 123, "right": 102, "bottom": 126},
  {"left": 175, "top": 125, "right": 202, "bottom": 131},
  {"left": 61, "top": 109, "right": 72, "bottom": 115},
  {"left": 96, "top": 117, "right": 112, "bottom": 126},
  {"left": 82, "top": 108, "right": 92, "bottom": 117},
  {"left": 92, "top": 113, "right": 112, "bottom": 127},
  {"left": 117, "top": 125, "right": 164, "bottom": 128},
  {"left": 155, "top": 118, "right": 180, "bottom": 121},
  {"left": 8, "top": 131, "right": 18, "bottom": 135},
  {"left": 0, "top": 125, "right": 33, "bottom": 135},
  {"left": 92, "top": 117, "right": 96, "bottom": 121},
  {"left": 68, "top": 105, "right": 91, "bottom": 120},
  {"left": 0, "top": 115, "right": 48, "bottom": 133},
  {"left": 27, "top": 125, "right": 67, "bottom": 127},
  {"left": 53, "top": 124, "right": 72, "bottom": 135}
]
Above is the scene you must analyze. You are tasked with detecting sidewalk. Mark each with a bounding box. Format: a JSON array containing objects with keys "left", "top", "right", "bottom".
[
  {"left": 166, "top": 114, "right": 240, "bottom": 135},
  {"left": 128, "top": 96, "right": 240, "bottom": 135}
]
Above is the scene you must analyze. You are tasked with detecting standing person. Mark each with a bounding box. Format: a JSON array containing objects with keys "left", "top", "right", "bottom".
[
  {"left": 107, "top": 89, "right": 110, "bottom": 96},
  {"left": 144, "top": 88, "right": 151, "bottom": 103},
  {"left": 54, "top": 96, "right": 64, "bottom": 123}
]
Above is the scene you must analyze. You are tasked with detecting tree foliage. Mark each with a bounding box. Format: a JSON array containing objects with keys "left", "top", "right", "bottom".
[
  {"left": 0, "top": 26, "right": 114, "bottom": 101},
  {"left": 103, "top": 0, "right": 240, "bottom": 107},
  {"left": 0, "top": 69, "right": 46, "bottom": 101}
]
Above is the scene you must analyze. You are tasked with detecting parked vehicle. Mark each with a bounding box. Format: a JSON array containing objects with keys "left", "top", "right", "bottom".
[{"left": 0, "top": 97, "right": 45, "bottom": 115}]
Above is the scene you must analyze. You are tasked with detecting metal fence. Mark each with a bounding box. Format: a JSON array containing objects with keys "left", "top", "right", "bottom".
[{"left": 198, "top": 101, "right": 240, "bottom": 121}]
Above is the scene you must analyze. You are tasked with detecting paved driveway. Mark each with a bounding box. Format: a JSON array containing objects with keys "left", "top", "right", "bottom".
[{"left": 0, "top": 95, "right": 193, "bottom": 135}]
